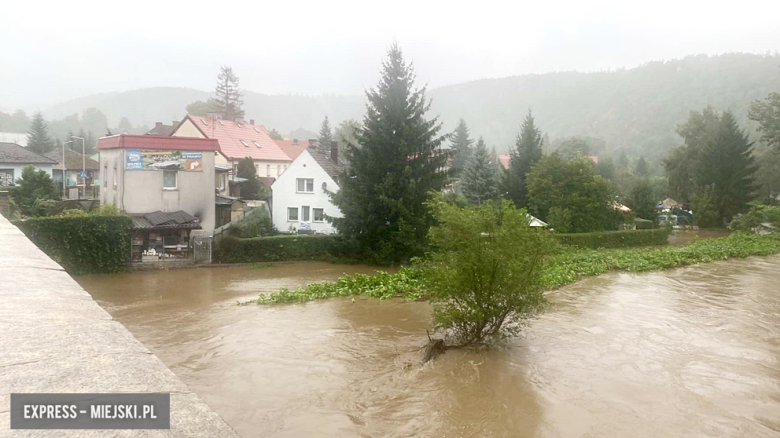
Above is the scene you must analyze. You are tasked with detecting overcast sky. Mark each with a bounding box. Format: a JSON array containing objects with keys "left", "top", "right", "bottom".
[{"left": 2, "top": 0, "right": 779, "bottom": 111}]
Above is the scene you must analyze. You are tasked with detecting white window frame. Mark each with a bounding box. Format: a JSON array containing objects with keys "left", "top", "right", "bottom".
[
  {"left": 163, "top": 171, "right": 177, "bottom": 190},
  {"left": 301, "top": 206, "right": 310, "bottom": 222},
  {"left": 240, "top": 139, "right": 249, "bottom": 147},
  {"left": 287, "top": 207, "right": 299, "bottom": 222},
  {"left": 0, "top": 169, "right": 14, "bottom": 187},
  {"left": 297, "top": 178, "right": 314, "bottom": 193},
  {"left": 253, "top": 141, "right": 261, "bottom": 148},
  {"left": 266, "top": 165, "right": 271, "bottom": 177},
  {"left": 313, "top": 208, "right": 324, "bottom": 222},
  {"left": 277, "top": 164, "right": 282, "bottom": 176}
]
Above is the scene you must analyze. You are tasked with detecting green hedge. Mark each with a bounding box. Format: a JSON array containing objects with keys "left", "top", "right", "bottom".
[
  {"left": 16, "top": 214, "right": 133, "bottom": 274},
  {"left": 216, "top": 235, "right": 347, "bottom": 263},
  {"left": 553, "top": 229, "right": 669, "bottom": 249},
  {"left": 635, "top": 218, "right": 655, "bottom": 229}
]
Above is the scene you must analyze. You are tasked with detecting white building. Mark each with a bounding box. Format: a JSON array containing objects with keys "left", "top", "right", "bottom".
[
  {"left": 271, "top": 146, "right": 343, "bottom": 234},
  {"left": 0, "top": 142, "right": 55, "bottom": 187}
]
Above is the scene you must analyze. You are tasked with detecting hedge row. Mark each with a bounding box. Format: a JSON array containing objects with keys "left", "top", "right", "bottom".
[
  {"left": 215, "top": 235, "right": 347, "bottom": 263},
  {"left": 553, "top": 228, "right": 669, "bottom": 249},
  {"left": 16, "top": 214, "right": 133, "bottom": 274}
]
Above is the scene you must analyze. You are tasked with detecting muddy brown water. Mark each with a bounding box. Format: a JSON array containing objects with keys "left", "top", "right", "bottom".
[{"left": 77, "top": 258, "right": 780, "bottom": 437}]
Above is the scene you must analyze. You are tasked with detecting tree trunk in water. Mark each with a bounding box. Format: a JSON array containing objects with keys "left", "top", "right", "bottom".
[{"left": 421, "top": 339, "right": 446, "bottom": 364}]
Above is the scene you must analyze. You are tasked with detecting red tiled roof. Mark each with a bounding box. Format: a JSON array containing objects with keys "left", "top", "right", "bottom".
[
  {"left": 180, "top": 115, "right": 290, "bottom": 162},
  {"left": 497, "top": 154, "right": 510, "bottom": 170},
  {"left": 274, "top": 139, "right": 310, "bottom": 160},
  {"left": 98, "top": 134, "right": 218, "bottom": 151}
]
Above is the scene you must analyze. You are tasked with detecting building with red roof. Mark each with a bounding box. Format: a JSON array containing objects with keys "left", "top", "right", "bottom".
[
  {"left": 497, "top": 154, "right": 511, "bottom": 170},
  {"left": 171, "top": 115, "right": 292, "bottom": 179},
  {"left": 274, "top": 138, "right": 310, "bottom": 161}
]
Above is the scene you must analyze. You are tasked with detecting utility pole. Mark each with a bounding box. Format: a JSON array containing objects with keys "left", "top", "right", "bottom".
[{"left": 63, "top": 140, "right": 72, "bottom": 197}]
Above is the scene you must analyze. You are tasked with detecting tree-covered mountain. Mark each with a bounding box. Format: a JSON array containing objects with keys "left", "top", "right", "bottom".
[{"left": 39, "top": 53, "right": 780, "bottom": 161}]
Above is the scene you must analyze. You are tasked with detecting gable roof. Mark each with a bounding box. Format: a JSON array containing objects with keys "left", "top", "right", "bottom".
[
  {"left": 308, "top": 148, "right": 344, "bottom": 179},
  {"left": 146, "top": 122, "right": 178, "bottom": 136},
  {"left": 497, "top": 154, "right": 510, "bottom": 170},
  {"left": 97, "top": 134, "right": 218, "bottom": 151},
  {"left": 176, "top": 115, "right": 290, "bottom": 162},
  {"left": 274, "top": 139, "right": 310, "bottom": 160},
  {"left": 43, "top": 149, "right": 99, "bottom": 171},
  {"left": 0, "top": 142, "right": 57, "bottom": 164},
  {"left": 129, "top": 210, "right": 201, "bottom": 230}
]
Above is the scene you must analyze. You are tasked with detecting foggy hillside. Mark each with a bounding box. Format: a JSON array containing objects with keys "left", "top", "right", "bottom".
[{"left": 44, "top": 53, "right": 780, "bottom": 160}]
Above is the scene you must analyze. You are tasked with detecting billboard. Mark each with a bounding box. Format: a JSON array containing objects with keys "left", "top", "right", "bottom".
[{"left": 126, "top": 150, "right": 202, "bottom": 172}]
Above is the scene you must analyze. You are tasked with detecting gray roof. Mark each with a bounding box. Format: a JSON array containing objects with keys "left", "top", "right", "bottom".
[
  {"left": 0, "top": 142, "right": 57, "bottom": 164},
  {"left": 309, "top": 148, "right": 344, "bottom": 178},
  {"left": 130, "top": 210, "right": 201, "bottom": 230}
]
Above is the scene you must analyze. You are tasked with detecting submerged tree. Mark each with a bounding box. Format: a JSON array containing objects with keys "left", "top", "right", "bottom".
[
  {"left": 503, "top": 109, "right": 543, "bottom": 208},
  {"left": 461, "top": 137, "right": 498, "bottom": 204},
  {"left": 26, "top": 112, "right": 54, "bottom": 155},
  {"left": 422, "top": 194, "right": 551, "bottom": 345},
  {"left": 330, "top": 44, "right": 448, "bottom": 263},
  {"left": 212, "top": 66, "right": 245, "bottom": 121},
  {"left": 449, "top": 118, "right": 474, "bottom": 177}
]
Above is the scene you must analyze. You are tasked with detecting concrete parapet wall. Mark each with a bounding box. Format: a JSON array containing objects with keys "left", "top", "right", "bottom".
[{"left": 0, "top": 214, "right": 239, "bottom": 437}]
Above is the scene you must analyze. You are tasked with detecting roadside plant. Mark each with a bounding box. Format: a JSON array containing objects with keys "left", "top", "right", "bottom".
[{"left": 422, "top": 194, "right": 551, "bottom": 345}]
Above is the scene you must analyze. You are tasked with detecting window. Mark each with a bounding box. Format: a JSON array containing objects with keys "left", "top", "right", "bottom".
[
  {"left": 301, "top": 206, "right": 310, "bottom": 222},
  {"left": 313, "top": 208, "right": 324, "bottom": 222},
  {"left": 253, "top": 127, "right": 260, "bottom": 133},
  {"left": 200, "top": 119, "right": 209, "bottom": 125},
  {"left": 287, "top": 207, "right": 298, "bottom": 221},
  {"left": 103, "top": 165, "right": 107, "bottom": 187},
  {"left": 240, "top": 139, "right": 249, "bottom": 147},
  {"left": 237, "top": 123, "right": 243, "bottom": 128},
  {"left": 0, "top": 169, "right": 13, "bottom": 187},
  {"left": 277, "top": 165, "right": 282, "bottom": 176},
  {"left": 113, "top": 167, "right": 117, "bottom": 188},
  {"left": 253, "top": 141, "right": 261, "bottom": 148},
  {"left": 215, "top": 173, "right": 226, "bottom": 190},
  {"left": 163, "top": 171, "right": 177, "bottom": 189},
  {"left": 266, "top": 165, "right": 271, "bottom": 176},
  {"left": 297, "top": 178, "right": 314, "bottom": 193},
  {"left": 218, "top": 120, "right": 224, "bottom": 126}
]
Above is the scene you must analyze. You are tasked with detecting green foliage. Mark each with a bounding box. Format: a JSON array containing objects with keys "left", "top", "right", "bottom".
[
  {"left": 10, "top": 165, "right": 59, "bottom": 217},
  {"left": 236, "top": 157, "right": 268, "bottom": 200},
  {"left": 502, "top": 109, "right": 543, "bottom": 208},
  {"left": 729, "top": 203, "right": 780, "bottom": 232},
  {"left": 330, "top": 44, "right": 448, "bottom": 263},
  {"left": 16, "top": 212, "right": 133, "bottom": 274},
  {"left": 555, "top": 136, "right": 593, "bottom": 160},
  {"left": 749, "top": 92, "right": 780, "bottom": 152},
  {"left": 635, "top": 156, "right": 649, "bottom": 176},
  {"left": 552, "top": 229, "right": 669, "bottom": 249},
  {"left": 230, "top": 208, "right": 277, "bottom": 238},
  {"left": 692, "top": 184, "right": 721, "bottom": 228},
  {"left": 754, "top": 149, "right": 780, "bottom": 205},
  {"left": 626, "top": 178, "right": 658, "bottom": 222},
  {"left": 526, "top": 153, "right": 622, "bottom": 232},
  {"left": 634, "top": 218, "right": 655, "bottom": 229},
  {"left": 185, "top": 99, "right": 218, "bottom": 117},
  {"left": 317, "top": 116, "right": 333, "bottom": 151},
  {"left": 461, "top": 137, "right": 498, "bottom": 204},
  {"left": 267, "top": 128, "right": 283, "bottom": 140},
  {"left": 243, "top": 267, "right": 425, "bottom": 305},
  {"left": 212, "top": 66, "right": 244, "bottom": 121},
  {"left": 215, "top": 235, "right": 347, "bottom": 263},
  {"left": 540, "top": 233, "right": 780, "bottom": 289},
  {"left": 449, "top": 118, "right": 474, "bottom": 176},
  {"left": 420, "top": 195, "right": 551, "bottom": 345},
  {"left": 26, "top": 111, "right": 54, "bottom": 155}
]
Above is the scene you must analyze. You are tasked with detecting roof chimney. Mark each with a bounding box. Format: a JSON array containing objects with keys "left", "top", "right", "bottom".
[
  {"left": 155, "top": 122, "right": 162, "bottom": 128},
  {"left": 330, "top": 141, "right": 338, "bottom": 164},
  {"left": 309, "top": 139, "right": 318, "bottom": 149},
  {"left": 292, "top": 138, "right": 299, "bottom": 146},
  {"left": 172, "top": 121, "right": 178, "bottom": 128},
  {"left": 250, "top": 119, "right": 254, "bottom": 125}
]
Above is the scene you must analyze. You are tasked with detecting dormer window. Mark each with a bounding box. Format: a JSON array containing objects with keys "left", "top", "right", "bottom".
[{"left": 240, "top": 139, "right": 249, "bottom": 147}]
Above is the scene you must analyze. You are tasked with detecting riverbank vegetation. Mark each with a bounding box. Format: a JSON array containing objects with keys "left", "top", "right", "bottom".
[{"left": 243, "top": 232, "right": 780, "bottom": 307}]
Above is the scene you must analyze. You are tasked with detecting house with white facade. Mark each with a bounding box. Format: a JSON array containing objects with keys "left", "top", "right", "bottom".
[
  {"left": 271, "top": 145, "right": 343, "bottom": 234},
  {"left": 0, "top": 142, "right": 56, "bottom": 187}
]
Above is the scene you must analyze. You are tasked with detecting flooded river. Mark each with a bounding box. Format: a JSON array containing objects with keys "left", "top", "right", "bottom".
[{"left": 78, "top": 258, "right": 780, "bottom": 437}]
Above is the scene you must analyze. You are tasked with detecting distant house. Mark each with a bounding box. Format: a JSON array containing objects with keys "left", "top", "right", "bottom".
[
  {"left": 271, "top": 144, "right": 343, "bottom": 234},
  {"left": 0, "top": 132, "right": 27, "bottom": 147},
  {"left": 497, "top": 154, "right": 511, "bottom": 170},
  {"left": 43, "top": 149, "right": 100, "bottom": 198},
  {"left": 170, "top": 115, "right": 292, "bottom": 179},
  {"left": 0, "top": 142, "right": 56, "bottom": 187},
  {"left": 145, "top": 121, "right": 180, "bottom": 137},
  {"left": 274, "top": 138, "right": 310, "bottom": 161}
]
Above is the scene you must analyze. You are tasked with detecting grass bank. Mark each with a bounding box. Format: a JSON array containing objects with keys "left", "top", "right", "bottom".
[{"left": 240, "top": 232, "right": 780, "bottom": 305}]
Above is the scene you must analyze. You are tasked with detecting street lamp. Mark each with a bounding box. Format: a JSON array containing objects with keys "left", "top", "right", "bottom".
[{"left": 62, "top": 140, "right": 72, "bottom": 197}]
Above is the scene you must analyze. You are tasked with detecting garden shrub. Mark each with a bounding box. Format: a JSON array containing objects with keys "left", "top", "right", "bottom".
[
  {"left": 16, "top": 211, "right": 133, "bottom": 274},
  {"left": 634, "top": 218, "right": 655, "bottom": 229},
  {"left": 215, "top": 234, "right": 344, "bottom": 263},
  {"left": 553, "top": 228, "right": 669, "bottom": 249}
]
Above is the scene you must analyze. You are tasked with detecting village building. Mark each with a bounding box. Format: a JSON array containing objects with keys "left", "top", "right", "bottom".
[
  {"left": 274, "top": 138, "right": 310, "bottom": 161},
  {"left": 97, "top": 134, "right": 219, "bottom": 262},
  {"left": 171, "top": 115, "right": 292, "bottom": 179},
  {"left": 146, "top": 121, "right": 181, "bottom": 136},
  {"left": 0, "top": 142, "right": 56, "bottom": 186},
  {"left": 43, "top": 148, "right": 100, "bottom": 199},
  {"left": 271, "top": 143, "right": 343, "bottom": 234}
]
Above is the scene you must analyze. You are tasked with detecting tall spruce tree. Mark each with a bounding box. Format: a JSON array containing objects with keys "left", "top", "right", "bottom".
[
  {"left": 330, "top": 44, "right": 448, "bottom": 263},
  {"left": 26, "top": 112, "right": 54, "bottom": 155},
  {"left": 502, "top": 109, "right": 543, "bottom": 208},
  {"left": 212, "top": 66, "right": 245, "bottom": 121},
  {"left": 449, "top": 118, "right": 474, "bottom": 177},
  {"left": 635, "top": 156, "right": 649, "bottom": 176},
  {"left": 461, "top": 138, "right": 498, "bottom": 204},
  {"left": 317, "top": 116, "right": 333, "bottom": 153}
]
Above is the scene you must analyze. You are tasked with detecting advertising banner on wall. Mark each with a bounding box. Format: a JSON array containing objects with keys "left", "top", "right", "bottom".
[{"left": 126, "top": 150, "right": 202, "bottom": 171}]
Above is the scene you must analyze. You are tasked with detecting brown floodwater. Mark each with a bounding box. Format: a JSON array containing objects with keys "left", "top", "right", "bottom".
[
  {"left": 77, "top": 258, "right": 780, "bottom": 437},
  {"left": 668, "top": 228, "right": 732, "bottom": 245}
]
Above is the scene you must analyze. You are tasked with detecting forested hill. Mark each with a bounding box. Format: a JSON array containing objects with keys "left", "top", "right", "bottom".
[{"left": 43, "top": 53, "right": 779, "bottom": 161}]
